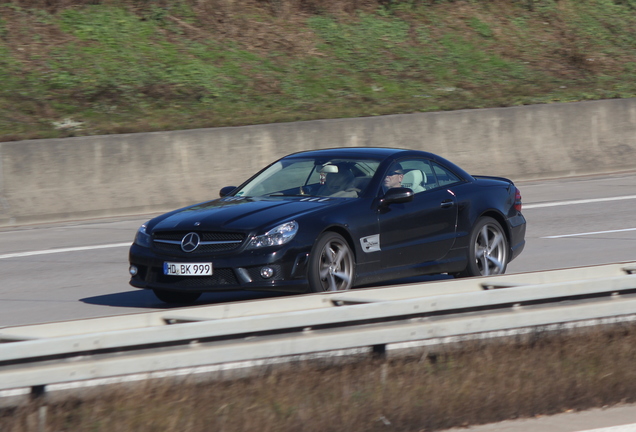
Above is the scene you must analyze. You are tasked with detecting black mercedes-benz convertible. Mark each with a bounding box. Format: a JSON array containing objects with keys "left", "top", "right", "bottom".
[{"left": 129, "top": 147, "right": 526, "bottom": 303}]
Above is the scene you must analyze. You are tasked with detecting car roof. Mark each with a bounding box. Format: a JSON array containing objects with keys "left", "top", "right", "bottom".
[
  {"left": 283, "top": 147, "right": 429, "bottom": 160},
  {"left": 281, "top": 147, "right": 474, "bottom": 181}
]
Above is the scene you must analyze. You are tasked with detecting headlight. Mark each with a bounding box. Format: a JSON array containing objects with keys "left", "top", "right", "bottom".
[
  {"left": 134, "top": 223, "right": 152, "bottom": 248},
  {"left": 247, "top": 221, "right": 299, "bottom": 249}
]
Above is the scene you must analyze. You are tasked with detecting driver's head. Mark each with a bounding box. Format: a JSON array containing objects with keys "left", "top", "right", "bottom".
[{"left": 384, "top": 164, "right": 404, "bottom": 189}]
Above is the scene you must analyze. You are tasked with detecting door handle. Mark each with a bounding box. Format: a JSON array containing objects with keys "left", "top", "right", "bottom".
[{"left": 440, "top": 199, "right": 454, "bottom": 208}]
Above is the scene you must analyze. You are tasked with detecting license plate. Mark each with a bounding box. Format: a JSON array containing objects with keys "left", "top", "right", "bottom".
[{"left": 163, "top": 262, "right": 213, "bottom": 276}]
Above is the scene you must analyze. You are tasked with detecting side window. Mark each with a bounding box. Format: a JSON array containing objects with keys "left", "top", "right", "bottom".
[
  {"left": 395, "top": 159, "right": 432, "bottom": 194},
  {"left": 431, "top": 161, "right": 461, "bottom": 187}
]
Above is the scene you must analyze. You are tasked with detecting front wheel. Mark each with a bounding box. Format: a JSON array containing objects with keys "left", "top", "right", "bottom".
[
  {"left": 308, "top": 232, "right": 355, "bottom": 292},
  {"left": 458, "top": 217, "right": 508, "bottom": 277},
  {"left": 153, "top": 289, "right": 201, "bottom": 304}
]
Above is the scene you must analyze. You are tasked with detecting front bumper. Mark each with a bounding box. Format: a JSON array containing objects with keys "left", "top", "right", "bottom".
[{"left": 128, "top": 242, "right": 311, "bottom": 293}]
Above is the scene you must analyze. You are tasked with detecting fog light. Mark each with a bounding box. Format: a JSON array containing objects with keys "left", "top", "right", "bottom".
[
  {"left": 260, "top": 267, "right": 274, "bottom": 279},
  {"left": 129, "top": 265, "right": 138, "bottom": 276}
]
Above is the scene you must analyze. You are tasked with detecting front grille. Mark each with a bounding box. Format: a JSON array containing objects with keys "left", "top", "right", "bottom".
[
  {"left": 154, "top": 242, "right": 241, "bottom": 254},
  {"left": 155, "top": 232, "right": 245, "bottom": 242},
  {"left": 153, "top": 231, "right": 246, "bottom": 254}
]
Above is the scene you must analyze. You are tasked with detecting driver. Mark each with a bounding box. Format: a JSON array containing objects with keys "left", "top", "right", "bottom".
[{"left": 383, "top": 164, "right": 404, "bottom": 191}]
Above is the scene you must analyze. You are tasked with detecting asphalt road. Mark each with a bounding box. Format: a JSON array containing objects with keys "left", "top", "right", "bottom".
[
  {"left": 1, "top": 171, "right": 635, "bottom": 328},
  {"left": 442, "top": 403, "right": 636, "bottom": 432}
]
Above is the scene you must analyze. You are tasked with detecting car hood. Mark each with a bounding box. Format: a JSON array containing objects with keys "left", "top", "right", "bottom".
[{"left": 149, "top": 196, "right": 344, "bottom": 233}]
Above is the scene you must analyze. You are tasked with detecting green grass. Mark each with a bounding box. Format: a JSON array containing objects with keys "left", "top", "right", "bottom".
[{"left": 0, "top": 0, "right": 636, "bottom": 141}]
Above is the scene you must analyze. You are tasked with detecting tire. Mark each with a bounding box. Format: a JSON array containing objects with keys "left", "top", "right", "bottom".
[
  {"left": 457, "top": 216, "right": 508, "bottom": 277},
  {"left": 153, "top": 289, "right": 201, "bottom": 304},
  {"left": 308, "top": 232, "right": 355, "bottom": 292}
]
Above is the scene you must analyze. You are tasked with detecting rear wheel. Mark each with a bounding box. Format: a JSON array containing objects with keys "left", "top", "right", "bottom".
[
  {"left": 308, "top": 232, "right": 355, "bottom": 292},
  {"left": 458, "top": 217, "right": 508, "bottom": 277},
  {"left": 153, "top": 289, "right": 201, "bottom": 304}
]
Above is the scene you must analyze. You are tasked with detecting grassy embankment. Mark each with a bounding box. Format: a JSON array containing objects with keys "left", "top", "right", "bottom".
[{"left": 1, "top": 0, "right": 635, "bottom": 142}]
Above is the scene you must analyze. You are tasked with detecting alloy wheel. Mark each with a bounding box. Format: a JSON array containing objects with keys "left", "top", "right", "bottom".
[
  {"left": 474, "top": 222, "right": 507, "bottom": 276},
  {"left": 316, "top": 236, "right": 354, "bottom": 291}
]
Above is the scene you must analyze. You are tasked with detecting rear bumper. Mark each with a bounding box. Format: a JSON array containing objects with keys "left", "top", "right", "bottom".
[{"left": 508, "top": 214, "right": 527, "bottom": 262}]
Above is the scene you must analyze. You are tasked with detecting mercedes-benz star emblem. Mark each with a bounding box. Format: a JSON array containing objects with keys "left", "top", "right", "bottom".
[{"left": 181, "top": 232, "right": 200, "bottom": 253}]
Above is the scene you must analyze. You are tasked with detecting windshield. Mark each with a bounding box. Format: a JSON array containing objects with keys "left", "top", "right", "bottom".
[{"left": 235, "top": 157, "right": 381, "bottom": 198}]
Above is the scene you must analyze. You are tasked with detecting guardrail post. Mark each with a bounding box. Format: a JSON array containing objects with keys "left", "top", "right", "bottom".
[
  {"left": 372, "top": 344, "right": 386, "bottom": 358},
  {"left": 30, "top": 385, "right": 46, "bottom": 399}
]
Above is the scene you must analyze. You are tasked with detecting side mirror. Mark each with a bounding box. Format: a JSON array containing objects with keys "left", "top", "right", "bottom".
[
  {"left": 219, "top": 186, "right": 237, "bottom": 197},
  {"left": 381, "top": 187, "right": 414, "bottom": 205}
]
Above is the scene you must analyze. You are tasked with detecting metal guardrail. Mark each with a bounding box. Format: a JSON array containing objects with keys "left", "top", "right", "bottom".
[{"left": 1, "top": 262, "right": 635, "bottom": 397}]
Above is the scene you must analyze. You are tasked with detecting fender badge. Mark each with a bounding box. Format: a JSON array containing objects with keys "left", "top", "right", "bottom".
[{"left": 360, "top": 234, "right": 381, "bottom": 253}]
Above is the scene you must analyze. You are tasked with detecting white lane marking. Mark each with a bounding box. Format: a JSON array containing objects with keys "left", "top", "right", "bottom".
[
  {"left": 2, "top": 194, "right": 635, "bottom": 258},
  {"left": 578, "top": 424, "right": 636, "bottom": 432},
  {"left": 0, "top": 243, "right": 130, "bottom": 260},
  {"left": 543, "top": 228, "right": 636, "bottom": 239},
  {"left": 524, "top": 195, "right": 636, "bottom": 209}
]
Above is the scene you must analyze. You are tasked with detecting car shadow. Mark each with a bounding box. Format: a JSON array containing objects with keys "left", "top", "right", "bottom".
[
  {"left": 81, "top": 275, "right": 455, "bottom": 309},
  {"left": 81, "top": 289, "right": 296, "bottom": 309},
  {"left": 360, "top": 273, "right": 454, "bottom": 288}
]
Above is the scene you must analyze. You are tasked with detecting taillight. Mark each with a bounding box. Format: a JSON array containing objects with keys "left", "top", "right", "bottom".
[{"left": 514, "top": 187, "right": 522, "bottom": 212}]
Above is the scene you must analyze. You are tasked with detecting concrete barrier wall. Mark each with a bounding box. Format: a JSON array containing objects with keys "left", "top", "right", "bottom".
[{"left": 0, "top": 98, "right": 635, "bottom": 226}]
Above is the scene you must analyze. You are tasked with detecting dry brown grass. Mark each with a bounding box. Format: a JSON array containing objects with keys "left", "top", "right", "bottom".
[{"left": 2, "top": 323, "right": 636, "bottom": 431}]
